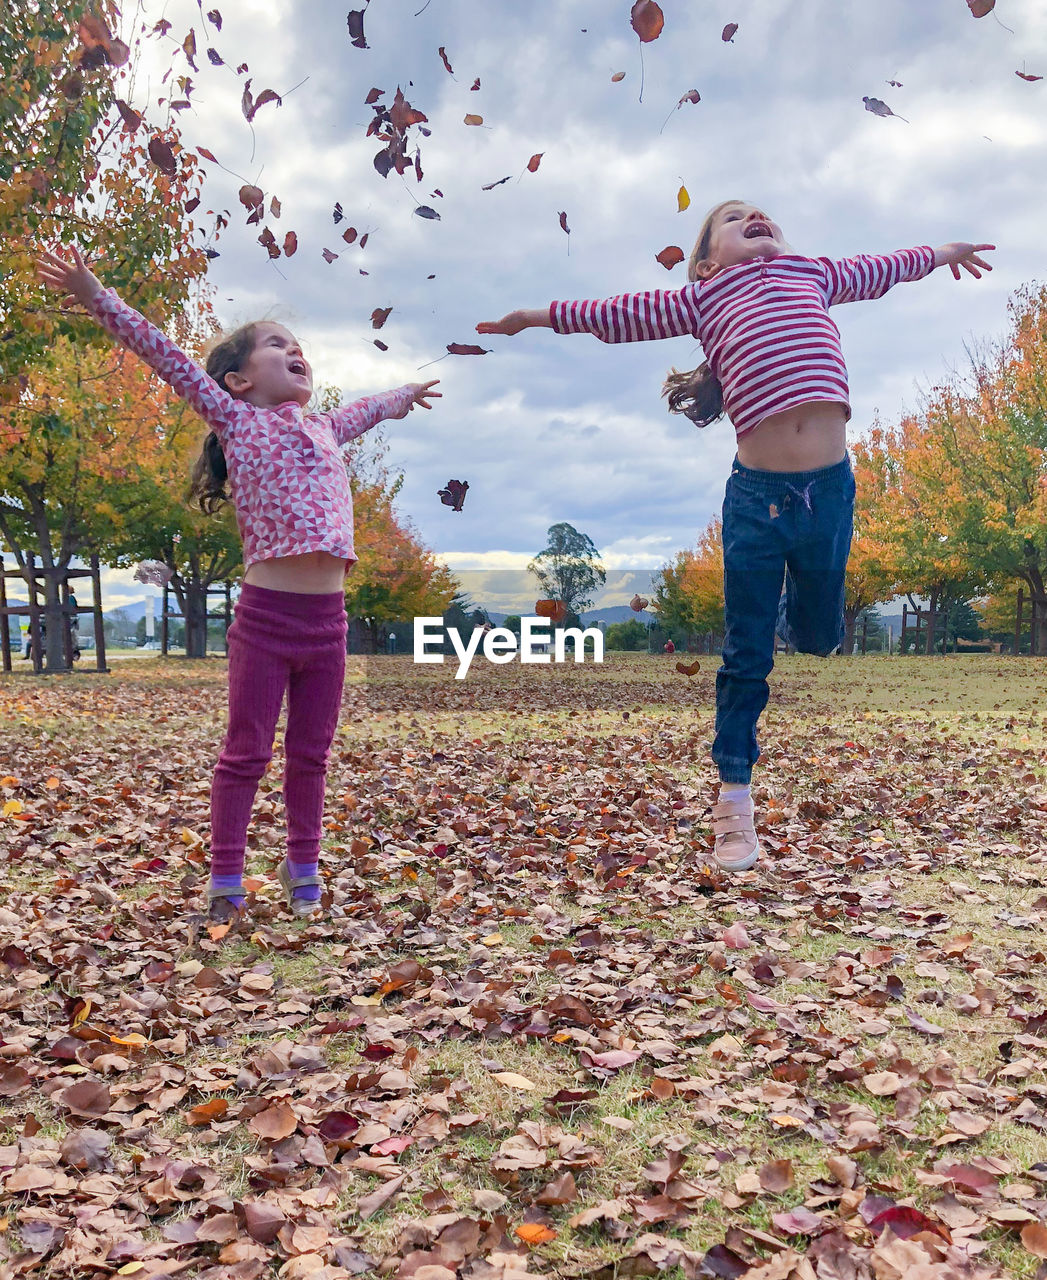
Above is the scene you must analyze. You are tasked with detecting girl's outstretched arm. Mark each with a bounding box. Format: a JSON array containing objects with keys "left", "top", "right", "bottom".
[
  {"left": 327, "top": 380, "right": 441, "bottom": 446},
  {"left": 35, "top": 243, "right": 242, "bottom": 438},
  {"left": 479, "top": 287, "right": 701, "bottom": 345},
  {"left": 822, "top": 243, "right": 994, "bottom": 306}
]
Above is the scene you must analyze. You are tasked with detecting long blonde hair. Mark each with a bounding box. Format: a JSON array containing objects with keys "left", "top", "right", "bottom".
[{"left": 662, "top": 199, "right": 747, "bottom": 428}]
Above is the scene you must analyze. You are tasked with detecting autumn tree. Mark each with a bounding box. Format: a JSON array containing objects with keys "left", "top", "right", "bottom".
[
  {"left": 913, "top": 286, "right": 1047, "bottom": 653},
  {"left": 1, "top": 8, "right": 209, "bottom": 668},
  {"left": 845, "top": 436, "right": 911, "bottom": 654},
  {"left": 848, "top": 418, "right": 984, "bottom": 655},
  {"left": 528, "top": 523, "right": 606, "bottom": 623},
  {"left": 653, "top": 517, "right": 725, "bottom": 639},
  {"left": 344, "top": 473, "right": 457, "bottom": 653}
]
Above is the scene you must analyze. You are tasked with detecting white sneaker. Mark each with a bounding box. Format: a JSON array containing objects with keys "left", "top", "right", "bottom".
[{"left": 711, "top": 796, "right": 761, "bottom": 872}]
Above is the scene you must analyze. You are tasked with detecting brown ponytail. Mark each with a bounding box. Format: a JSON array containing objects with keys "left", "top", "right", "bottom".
[
  {"left": 187, "top": 322, "right": 259, "bottom": 514},
  {"left": 662, "top": 198, "right": 748, "bottom": 429}
]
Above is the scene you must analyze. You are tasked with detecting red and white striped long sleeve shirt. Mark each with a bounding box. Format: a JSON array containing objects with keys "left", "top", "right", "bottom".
[
  {"left": 87, "top": 290, "right": 416, "bottom": 570},
  {"left": 550, "top": 247, "right": 936, "bottom": 436}
]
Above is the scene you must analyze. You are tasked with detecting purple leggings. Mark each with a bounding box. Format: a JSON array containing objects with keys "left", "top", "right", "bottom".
[{"left": 209, "top": 584, "right": 347, "bottom": 878}]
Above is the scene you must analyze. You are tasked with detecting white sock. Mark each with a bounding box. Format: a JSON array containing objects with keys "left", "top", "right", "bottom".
[{"left": 719, "top": 782, "right": 751, "bottom": 804}]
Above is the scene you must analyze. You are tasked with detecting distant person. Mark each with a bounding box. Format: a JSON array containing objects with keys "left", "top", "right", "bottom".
[
  {"left": 477, "top": 201, "right": 993, "bottom": 873},
  {"left": 663, "top": 638, "right": 675, "bottom": 655},
  {"left": 67, "top": 589, "right": 80, "bottom": 661},
  {"left": 37, "top": 244, "right": 441, "bottom": 921}
]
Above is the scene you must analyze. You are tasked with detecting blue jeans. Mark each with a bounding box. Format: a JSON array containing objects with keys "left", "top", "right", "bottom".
[{"left": 713, "top": 455, "right": 855, "bottom": 784}]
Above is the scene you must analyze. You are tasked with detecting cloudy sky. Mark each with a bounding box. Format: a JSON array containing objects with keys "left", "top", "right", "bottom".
[{"left": 25, "top": 0, "right": 1047, "bottom": 613}]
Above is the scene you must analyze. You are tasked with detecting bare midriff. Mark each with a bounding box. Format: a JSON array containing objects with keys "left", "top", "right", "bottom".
[
  {"left": 243, "top": 550, "right": 348, "bottom": 594},
  {"left": 735, "top": 400, "right": 848, "bottom": 472}
]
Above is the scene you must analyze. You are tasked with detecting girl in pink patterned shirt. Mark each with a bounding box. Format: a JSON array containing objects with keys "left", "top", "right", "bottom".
[
  {"left": 37, "top": 245, "right": 440, "bottom": 921},
  {"left": 478, "top": 201, "right": 992, "bottom": 874}
]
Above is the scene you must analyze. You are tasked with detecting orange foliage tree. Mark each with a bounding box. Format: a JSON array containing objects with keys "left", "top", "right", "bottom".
[
  {"left": 344, "top": 466, "right": 458, "bottom": 653},
  {"left": 653, "top": 517, "right": 725, "bottom": 640},
  {"left": 1, "top": 7, "right": 209, "bottom": 668},
  {"left": 912, "top": 284, "right": 1047, "bottom": 653}
]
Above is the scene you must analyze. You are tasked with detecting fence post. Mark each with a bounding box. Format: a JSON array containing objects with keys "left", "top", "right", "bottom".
[
  {"left": 161, "top": 584, "right": 169, "bottom": 656},
  {"left": 1015, "top": 588, "right": 1024, "bottom": 656},
  {"left": 89, "top": 555, "right": 109, "bottom": 672}
]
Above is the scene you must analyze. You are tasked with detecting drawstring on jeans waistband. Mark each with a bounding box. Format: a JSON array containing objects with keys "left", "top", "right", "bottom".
[{"left": 783, "top": 481, "right": 815, "bottom": 513}]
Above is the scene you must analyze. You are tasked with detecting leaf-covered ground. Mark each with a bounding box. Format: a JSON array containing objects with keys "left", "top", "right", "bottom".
[{"left": 2, "top": 653, "right": 1047, "bottom": 1280}]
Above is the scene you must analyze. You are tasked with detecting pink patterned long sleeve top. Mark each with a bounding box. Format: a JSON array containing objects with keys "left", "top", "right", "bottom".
[
  {"left": 87, "top": 290, "right": 416, "bottom": 570},
  {"left": 550, "top": 247, "right": 936, "bottom": 436}
]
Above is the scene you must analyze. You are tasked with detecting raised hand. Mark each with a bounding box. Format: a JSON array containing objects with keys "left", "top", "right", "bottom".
[
  {"left": 409, "top": 379, "right": 442, "bottom": 410},
  {"left": 476, "top": 307, "right": 551, "bottom": 337},
  {"left": 387, "top": 379, "right": 442, "bottom": 419},
  {"left": 935, "top": 243, "right": 995, "bottom": 281},
  {"left": 35, "top": 244, "right": 105, "bottom": 308}
]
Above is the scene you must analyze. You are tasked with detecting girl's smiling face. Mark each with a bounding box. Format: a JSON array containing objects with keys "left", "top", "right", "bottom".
[
  {"left": 226, "top": 323, "right": 313, "bottom": 407},
  {"left": 698, "top": 203, "right": 793, "bottom": 277}
]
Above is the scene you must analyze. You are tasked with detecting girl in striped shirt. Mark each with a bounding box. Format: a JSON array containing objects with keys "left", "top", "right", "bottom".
[{"left": 477, "top": 200, "right": 992, "bottom": 873}]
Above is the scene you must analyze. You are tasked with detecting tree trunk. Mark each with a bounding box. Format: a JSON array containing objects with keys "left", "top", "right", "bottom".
[
  {"left": 925, "top": 589, "right": 939, "bottom": 656},
  {"left": 842, "top": 607, "right": 860, "bottom": 656},
  {"left": 183, "top": 583, "right": 209, "bottom": 659},
  {"left": 1033, "top": 592, "right": 1047, "bottom": 657}
]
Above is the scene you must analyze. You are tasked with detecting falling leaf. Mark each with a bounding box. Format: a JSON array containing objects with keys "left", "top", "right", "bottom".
[
  {"left": 611, "top": 71, "right": 626, "bottom": 82},
  {"left": 374, "top": 339, "right": 388, "bottom": 351},
  {"left": 464, "top": 114, "right": 484, "bottom": 126},
  {"left": 283, "top": 231, "right": 298, "bottom": 256},
  {"left": 676, "top": 660, "right": 700, "bottom": 676},
  {"left": 967, "top": 0, "right": 995, "bottom": 14},
  {"left": 438, "top": 46, "right": 453, "bottom": 74},
  {"left": 630, "top": 595, "right": 649, "bottom": 611},
  {"left": 347, "top": 9, "right": 368, "bottom": 48},
  {"left": 678, "top": 89, "right": 701, "bottom": 106},
  {"left": 630, "top": 0, "right": 665, "bottom": 43},
  {"left": 115, "top": 99, "right": 142, "bottom": 131},
  {"left": 482, "top": 176, "right": 512, "bottom": 190},
  {"left": 535, "top": 600, "right": 568, "bottom": 625},
  {"left": 415, "top": 205, "right": 441, "bottom": 219},
  {"left": 722, "top": 22, "right": 739, "bottom": 41},
  {"left": 1016, "top": 70, "right": 1044, "bottom": 81},
  {"left": 656, "top": 246, "right": 685, "bottom": 270},
  {"left": 863, "top": 96, "right": 908, "bottom": 122},
  {"left": 371, "top": 308, "right": 392, "bottom": 330},
  {"left": 558, "top": 210, "right": 570, "bottom": 235},
  {"left": 438, "top": 480, "right": 469, "bottom": 511},
  {"left": 446, "top": 343, "right": 489, "bottom": 355},
  {"left": 147, "top": 136, "right": 177, "bottom": 176},
  {"left": 322, "top": 248, "right": 339, "bottom": 263},
  {"left": 527, "top": 153, "right": 544, "bottom": 172},
  {"left": 343, "top": 226, "right": 358, "bottom": 244},
  {"left": 677, "top": 184, "right": 690, "bottom": 212}
]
